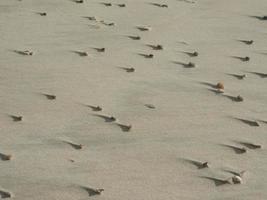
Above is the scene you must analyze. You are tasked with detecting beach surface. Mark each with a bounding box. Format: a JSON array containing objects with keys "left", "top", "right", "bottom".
[{"left": 0, "top": 0, "right": 267, "bottom": 199}]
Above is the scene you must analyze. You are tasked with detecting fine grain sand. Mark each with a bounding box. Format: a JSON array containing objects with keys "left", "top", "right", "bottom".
[{"left": 0, "top": 0, "right": 267, "bottom": 199}]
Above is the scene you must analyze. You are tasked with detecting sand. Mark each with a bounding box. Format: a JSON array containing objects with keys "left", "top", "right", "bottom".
[{"left": 0, "top": 0, "right": 267, "bottom": 199}]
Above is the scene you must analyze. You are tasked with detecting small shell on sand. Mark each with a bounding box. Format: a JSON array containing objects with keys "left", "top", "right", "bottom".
[
  {"left": 242, "top": 56, "right": 250, "bottom": 61},
  {"left": 80, "top": 52, "right": 88, "bottom": 56},
  {"left": 238, "top": 74, "right": 247, "bottom": 79},
  {"left": 10, "top": 115, "right": 23, "bottom": 122},
  {"left": 86, "top": 16, "right": 97, "bottom": 21},
  {"left": 140, "top": 53, "right": 154, "bottom": 58},
  {"left": 239, "top": 147, "right": 247, "bottom": 153},
  {"left": 75, "top": 0, "right": 84, "bottom": 3},
  {"left": 92, "top": 188, "right": 104, "bottom": 194},
  {"left": 216, "top": 82, "right": 224, "bottom": 90},
  {"left": 183, "top": 159, "right": 210, "bottom": 169},
  {"left": 182, "top": 51, "right": 198, "bottom": 57},
  {"left": 89, "top": 105, "right": 102, "bottom": 111},
  {"left": 232, "top": 175, "right": 242, "bottom": 184},
  {"left": 145, "top": 54, "right": 154, "bottom": 58},
  {"left": 123, "top": 124, "right": 132, "bottom": 131},
  {"left": 202, "top": 162, "right": 210, "bottom": 168},
  {"left": 100, "top": 20, "right": 115, "bottom": 26},
  {"left": 152, "top": 3, "right": 168, "bottom": 8},
  {"left": 117, "top": 3, "right": 126, "bottom": 7},
  {"left": 0, "top": 153, "right": 12, "bottom": 161},
  {"left": 75, "top": 144, "right": 83, "bottom": 149},
  {"left": 232, "top": 56, "right": 250, "bottom": 62},
  {"left": 0, "top": 189, "right": 12, "bottom": 198},
  {"left": 73, "top": 51, "right": 88, "bottom": 56},
  {"left": 186, "top": 62, "right": 196, "bottom": 68},
  {"left": 240, "top": 40, "right": 253, "bottom": 45},
  {"left": 95, "top": 47, "right": 105, "bottom": 52},
  {"left": 105, "top": 22, "right": 115, "bottom": 26},
  {"left": 82, "top": 187, "right": 104, "bottom": 196},
  {"left": 123, "top": 67, "right": 135, "bottom": 72},
  {"left": 25, "top": 51, "right": 33, "bottom": 56},
  {"left": 44, "top": 94, "right": 56, "bottom": 100},
  {"left": 128, "top": 36, "right": 141, "bottom": 40},
  {"left": 155, "top": 45, "right": 163, "bottom": 50},
  {"left": 64, "top": 141, "right": 83, "bottom": 150},
  {"left": 145, "top": 104, "right": 156, "bottom": 109},
  {"left": 109, "top": 116, "right": 116, "bottom": 121},
  {"left": 137, "top": 26, "right": 152, "bottom": 31},
  {"left": 94, "top": 106, "right": 102, "bottom": 111},
  {"left": 38, "top": 12, "right": 47, "bottom": 16},
  {"left": 22, "top": 50, "right": 34, "bottom": 55},
  {"left": 259, "top": 16, "right": 267, "bottom": 20},
  {"left": 189, "top": 51, "right": 198, "bottom": 57},
  {"left": 236, "top": 95, "right": 244, "bottom": 102},
  {"left": 173, "top": 61, "right": 196, "bottom": 68},
  {"left": 117, "top": 123, "right": 132, "bottom": 132},
  {"left": 102, "top": 3, "right": 112, "bottom": 6},
  {"left": 160, "top": 4, "right": 168, "bottom": 7},
  {"left": 149, "top": 44, "right": 163, "bottom": 50},
  {"left": 93, "top": 114, "right": 116, "bottom": 122}
]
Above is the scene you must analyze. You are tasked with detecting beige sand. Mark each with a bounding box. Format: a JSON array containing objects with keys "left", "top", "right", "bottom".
[{"left": 0, "top": 0, "right": 267, "bottom": 199}]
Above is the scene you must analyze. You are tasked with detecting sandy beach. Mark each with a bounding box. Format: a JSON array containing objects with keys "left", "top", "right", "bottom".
[{"left": 0, "top": 0, "right": 267, "bottom": 199}]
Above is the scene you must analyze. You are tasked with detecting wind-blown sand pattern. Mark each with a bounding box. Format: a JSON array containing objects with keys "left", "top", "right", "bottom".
[{"left": 0, "top": 0, "right": 267, "bottom": 199}]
